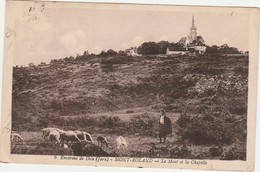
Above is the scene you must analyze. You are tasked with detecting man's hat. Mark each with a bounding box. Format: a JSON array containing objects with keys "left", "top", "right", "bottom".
[{"left": 161, "top": 109, "right": 166, "bottom": 113}]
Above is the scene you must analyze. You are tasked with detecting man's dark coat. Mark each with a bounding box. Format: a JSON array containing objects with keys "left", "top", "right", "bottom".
[{"left": 159, "top": 116, "right": 172, "bottom": 136}]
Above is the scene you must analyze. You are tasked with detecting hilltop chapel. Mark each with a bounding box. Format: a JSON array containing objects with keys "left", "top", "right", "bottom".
[{"left": 167, "top": 16, "right": 207, "bottom": 55}]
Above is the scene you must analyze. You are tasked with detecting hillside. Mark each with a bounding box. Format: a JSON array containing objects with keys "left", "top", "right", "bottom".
[{"left": 12, "top": 54, "right": 248, "bottom": 131}]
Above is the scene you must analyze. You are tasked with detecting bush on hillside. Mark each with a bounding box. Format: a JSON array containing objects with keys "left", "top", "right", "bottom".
[
  {"left": 98, "top": 115, "right": 123, "bottom": 128},
  {"left": 176, "top": 109, "right": 246, "bottom": 145},
  {"left": 128, "top": 113, "right": 157, "bottom": 136},
  {"left": 100, "top": 56, "right": 135, "bottom": 72},
  {"left": 169, "top": 145, "right": 191, "bottom": 158},
  {"left": 221, "top": 143, "right": 246, "bottom": 160}
]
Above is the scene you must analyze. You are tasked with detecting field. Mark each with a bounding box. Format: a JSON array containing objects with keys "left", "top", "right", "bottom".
[
  {"left": 11, "top": 130, "right": 245, "bottom": 160},
  {"left": 11, "top": 54, "right": 248, "bottom": 160}
]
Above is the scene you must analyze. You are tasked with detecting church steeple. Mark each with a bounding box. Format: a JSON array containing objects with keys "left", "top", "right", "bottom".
[
  {"left": 192, "top": 16, "right": 195, "bottom": 28},
  {"left": 190, "top": 15, "right": 197, "bottom": 42}
]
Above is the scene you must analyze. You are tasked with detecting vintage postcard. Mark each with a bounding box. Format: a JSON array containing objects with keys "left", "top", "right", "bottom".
[{"left": 0, "top": 0, "right": 259, "bottom": 171}]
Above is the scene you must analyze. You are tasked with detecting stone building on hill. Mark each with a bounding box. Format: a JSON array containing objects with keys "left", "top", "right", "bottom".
[
  {"left": 167, "top": 16, "right": 207, "bottom": 55},
  {"left": 180, "top": 16, "right": 206, "bottom": 54}
]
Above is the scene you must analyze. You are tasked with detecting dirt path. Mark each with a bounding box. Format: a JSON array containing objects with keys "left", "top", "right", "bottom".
[{"left": 62, "top": 108, "right": 180, "bottom": 122}]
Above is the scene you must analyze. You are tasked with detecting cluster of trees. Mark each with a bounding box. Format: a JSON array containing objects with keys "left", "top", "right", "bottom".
[
  {"left": 206, "top": 44, "right": 241, "bottom": 54},
  {"left": 98, "top": 43, "right": 244, "bottom": 56},
  {"left": 137, "top": 42, "right": 244, "bottom": 55},
  {"left": 22, "top": 41, "right": 245, "bottom": 68},
  {"left": 96, "top": 41, "right": 183, "bottom": 57},
  {"left": 137, "top": 41, "right": 187, "bottom": 55},
  {"left": 97, "top": 41, "right": 185, "bottom": 56},
  {"left": 98, "top": 49, "right": 118, "bottom": 57}
]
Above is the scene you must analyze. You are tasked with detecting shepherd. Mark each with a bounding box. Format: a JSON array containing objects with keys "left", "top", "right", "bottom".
[{"left": 158, "top": 109, "right": 172, "bottom": 143}]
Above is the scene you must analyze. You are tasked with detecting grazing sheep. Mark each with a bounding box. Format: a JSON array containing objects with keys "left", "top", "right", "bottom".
[
  {"left": 48, "top": 130, "right": 61, "bottom": 145},
  {"left": 83, "top": 132, "right": 94, "bottom": 143},
  {"left": 42, "top": 127, "right": 55, "bottom": 139},
  {"left": 63, "top": 143, "right": 69, "bottom": 149},
  {"left": 74, "top": 130, "right": 94, "bottom": 143},
  {"left": 42, "top": 127, "right": 63, "bottom": 139},
  {"left": 116, "top": 136, "right": 127, "bottom": 153},
  {"left": 97, "top": 136, "right": 108, "bottom": 147},
  {"left": 74, "top": 130, "right": 85, "bottom": 140},
  {"left": 60, "top": 130, "right": 82, "bottom": 143},
  {"left": 11, "top": 133, "right": 24, "bottom": 142}
]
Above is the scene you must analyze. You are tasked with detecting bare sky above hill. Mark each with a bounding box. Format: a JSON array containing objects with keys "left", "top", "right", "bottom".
[{"left": 11, "top": 2, "right": 249, "bottom": 66}]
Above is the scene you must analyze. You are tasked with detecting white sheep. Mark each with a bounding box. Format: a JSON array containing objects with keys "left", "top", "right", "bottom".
[
  {"left": 48, "top": 130, "right": 61, "bottom": 145},
  {"left": 116, "top": 136, "right": 127, "bottom": 154},
  {"left": 11, "top": 133, "right": 24, "bottom": 142}
]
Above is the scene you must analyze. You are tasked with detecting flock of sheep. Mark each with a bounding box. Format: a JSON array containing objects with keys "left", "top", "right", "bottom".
[{"left": 11, "top": 127, "right": 128, "bottom": 155}]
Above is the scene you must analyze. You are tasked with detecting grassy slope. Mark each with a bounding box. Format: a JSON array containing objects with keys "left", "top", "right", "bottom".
[{"left": 12, "top": 54, "right": 248, "bottom": 131}]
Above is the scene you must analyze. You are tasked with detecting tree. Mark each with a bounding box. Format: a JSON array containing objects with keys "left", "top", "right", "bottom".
[
  {"left": 75, "top": 50, "right": 90, "bottom": 61},
  {"left": 106, "top": 49, "right": 118, "bottom": 56},
  {"left": 99, "top": 51, "right": 107, "bottom": 57},
  {"left": 118, "top": 50, "right": 127, "bottom": 56},
  {"left": 157, "top": 41, "right": 170, "bottom": 54},
  {"left": 219, "top": 44, "right": 239, "bottom": 54},
  {"left": 83, "top": 50, "right": 89, "bottom": 56},
  {"left": 192, "top": 36, "right": 205, "bottom": 46},
  {"left": 99, "top": 49, "right": 118, "bottom": 57},
  {"left": 206, "top": 45, "right": 219, "bottom": 54},
  {"left": 64, "top": 56, "right": 74, "bottom": 61},
  {"left": 137, "top": 42, "right": 160, "bottom": 55},
  {"left": 168, "top": 42, "right": 186, "bottom": 51},
  {"left": 39, "top": 62, "right": 46, "bottom": 65}
]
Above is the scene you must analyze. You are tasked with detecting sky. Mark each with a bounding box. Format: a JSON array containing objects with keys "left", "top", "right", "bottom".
[{"left": 11, "top": 2, "right": 250, "bottom": 66}]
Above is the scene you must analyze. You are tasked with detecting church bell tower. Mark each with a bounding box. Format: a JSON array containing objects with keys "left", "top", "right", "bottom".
[{"left": 190, "top": 15, "right": 197, "bottom": 42}]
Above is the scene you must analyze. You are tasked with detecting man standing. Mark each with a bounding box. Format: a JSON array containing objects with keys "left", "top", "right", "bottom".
[{"left": 159, "top": 109, "right": 172, "bottom": 143}]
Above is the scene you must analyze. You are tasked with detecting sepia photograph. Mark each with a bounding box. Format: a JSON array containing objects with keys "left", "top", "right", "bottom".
[{"left": 0, "top": 0, "right": 259, "bottom": 171}]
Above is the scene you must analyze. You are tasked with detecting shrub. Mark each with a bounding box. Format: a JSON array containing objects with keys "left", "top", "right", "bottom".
[
  {"left": 98, "top": 116, "right": 123, "bottom": 128},
  {"left": 100, "top": 56, "right": 136, "bottom": 72},
  {"left": 100, "top": 56, "right": 135, "bottom": 66},
  {"left": 233, "top": 66, "right": 248, "bottom": 77},
  {"left": 12, "top": 110, "right": 36, "bottom": 131},
  {"left": 209, "top": 147, "right": 223, "bottom": 157},
  {"left": 221, "top": 143, "right": 246, "bottom": 160},
  {"left": 169, "top": 145, "right": 191, "bottom": 158},
  {"left": 99, "top": 49, "right": 118, "bottom": 57},
  {"left": 148, "top": 144, "right": 171, "bottom": 158},
  {"left": 50, "top": 115, "right": 125, "bottom": 131},
  {"left": 129, "top": 113, "right": 157, "bottom": 136},
  {"left": 48, "top": 99, "right": 62, "bottom": 112},
  {"left": 176, "top": 110, "right": 246, "bottom": 145}
]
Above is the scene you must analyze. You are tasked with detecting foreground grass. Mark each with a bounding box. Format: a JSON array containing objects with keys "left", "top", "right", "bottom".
[{"left": 11, "top": 131, "right": 246, "bottom": 160}]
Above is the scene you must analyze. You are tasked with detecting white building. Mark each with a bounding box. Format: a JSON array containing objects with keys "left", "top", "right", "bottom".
[
  {"left": 166, "top": 48, "right": 187, "bottom": 55},
  {"left": 194, "top": 46, "right": 207, "bottom": 53},
  {"left": 126, "top": 47, "right": 141, "bottom": 56}
]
